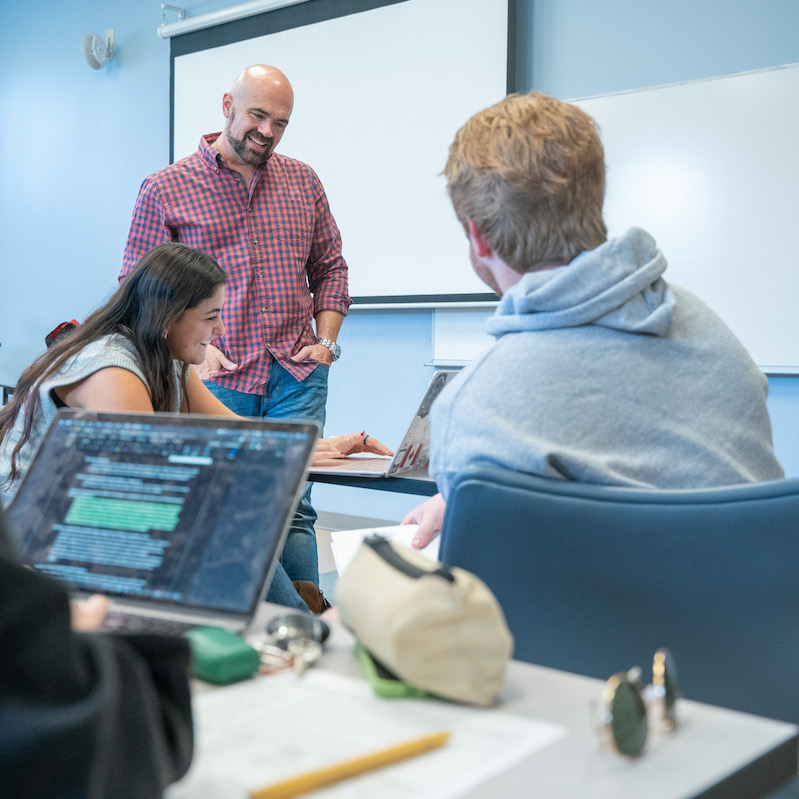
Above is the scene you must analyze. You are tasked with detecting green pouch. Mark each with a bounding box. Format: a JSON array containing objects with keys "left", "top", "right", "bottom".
[{"left": 185, "top": 626, "right": 260, "bottom": 685}]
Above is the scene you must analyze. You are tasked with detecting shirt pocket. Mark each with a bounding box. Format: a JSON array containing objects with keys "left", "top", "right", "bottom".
[{"left": 263, "top": 192, "right": 313, "bottom": 262}]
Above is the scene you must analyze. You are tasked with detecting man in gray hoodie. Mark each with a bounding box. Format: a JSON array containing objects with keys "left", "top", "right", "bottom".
[{"left": 405, "top": 91, "right": 783, "bottom": 546}]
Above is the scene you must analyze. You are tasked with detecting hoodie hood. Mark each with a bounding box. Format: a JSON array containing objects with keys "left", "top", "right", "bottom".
[{"left": 486, "top": 227, "right": 675, "bottom": 338}]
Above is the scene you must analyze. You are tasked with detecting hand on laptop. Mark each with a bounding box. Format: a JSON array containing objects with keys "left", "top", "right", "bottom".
[
  {"left": 402, "top": 492, "right": 447, "bottom": 549},
  {"left": 70, "top": 594, "right": 110, "bottom": 632},
  {"left": 312, "top": 432, "right": 393, "bottom": 466}
]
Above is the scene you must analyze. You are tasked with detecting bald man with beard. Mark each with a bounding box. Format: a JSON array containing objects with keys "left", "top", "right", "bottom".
[{"left": 122, "top": 65, "right": 352, "bottom": 612}]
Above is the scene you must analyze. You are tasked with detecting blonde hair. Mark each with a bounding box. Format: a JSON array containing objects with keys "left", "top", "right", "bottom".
[{"left": 444, "top": 91, "right": 607, "bottom": 272}]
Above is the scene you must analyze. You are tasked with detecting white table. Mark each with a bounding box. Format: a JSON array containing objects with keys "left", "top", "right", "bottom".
[{"left": 181, "top": 604, "right": 798, "bottom": 799}]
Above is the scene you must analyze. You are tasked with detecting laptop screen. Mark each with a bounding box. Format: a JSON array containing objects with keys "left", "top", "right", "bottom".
[{"left": 10, "top": 411, "right": 318, "bottom": 616}]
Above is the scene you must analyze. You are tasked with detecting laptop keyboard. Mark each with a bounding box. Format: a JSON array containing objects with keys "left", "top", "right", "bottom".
[{"left": 101, "top": 610, "right": 197, "bottom": 636}]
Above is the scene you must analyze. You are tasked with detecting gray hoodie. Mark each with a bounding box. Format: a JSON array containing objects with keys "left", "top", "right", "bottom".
[{"left": 430, "top": 227, "right": 783, "bottom": 499}]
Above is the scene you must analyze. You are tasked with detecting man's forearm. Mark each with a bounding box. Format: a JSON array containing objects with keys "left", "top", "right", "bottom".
[{"left": 314, "top": 310, "right": 344, "bottom": 342}]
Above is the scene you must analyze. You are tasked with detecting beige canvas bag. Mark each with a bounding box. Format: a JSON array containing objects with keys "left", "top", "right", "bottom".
[{"left": 337, "top": 534, "right": 514, "bottom": 706}]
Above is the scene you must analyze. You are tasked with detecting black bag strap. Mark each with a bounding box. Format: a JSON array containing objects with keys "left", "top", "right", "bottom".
[{"left": 364, "top": 534, "right": 455, "bottom": 582}]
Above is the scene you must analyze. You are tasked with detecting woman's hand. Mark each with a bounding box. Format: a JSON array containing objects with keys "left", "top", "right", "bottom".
[{"left": 312, "top": 431, "right": 393, "bottom": 466}]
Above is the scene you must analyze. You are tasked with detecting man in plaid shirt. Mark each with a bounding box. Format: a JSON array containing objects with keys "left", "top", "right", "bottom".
[{"left": 121, "top": 65, "right": 351, "bottom": 611}]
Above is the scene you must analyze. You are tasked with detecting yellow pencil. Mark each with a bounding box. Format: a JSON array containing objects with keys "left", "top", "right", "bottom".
[{"left": 248, "top": 730, "right": 451, "bottom": 799}]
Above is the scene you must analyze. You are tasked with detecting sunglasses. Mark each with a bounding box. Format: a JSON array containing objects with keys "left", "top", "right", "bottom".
[{"left": 600, "top": 648, "right": 680, "bottom": 757}]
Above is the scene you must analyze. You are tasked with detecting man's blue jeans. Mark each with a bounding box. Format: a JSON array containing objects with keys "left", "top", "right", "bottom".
[{"left": 204, "top": 363, "right": 328, "bottom": 611}]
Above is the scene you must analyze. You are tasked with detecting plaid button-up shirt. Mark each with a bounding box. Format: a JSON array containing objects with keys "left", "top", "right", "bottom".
[{"left": 121, "top": 134, "right": 351, "bottom": 392}]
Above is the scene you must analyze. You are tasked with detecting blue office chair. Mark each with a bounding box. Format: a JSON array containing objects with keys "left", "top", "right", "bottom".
[{"left": 438, "top": 466, "right": 799, "bottom": 724}]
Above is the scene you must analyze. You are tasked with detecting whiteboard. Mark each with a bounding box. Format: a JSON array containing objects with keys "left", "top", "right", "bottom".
[
  {"left": 172, "top": 0, "right": 509, "bottom": 305},
  {"left": 573, "top": 64, "right": 799, "bottom": 372}
]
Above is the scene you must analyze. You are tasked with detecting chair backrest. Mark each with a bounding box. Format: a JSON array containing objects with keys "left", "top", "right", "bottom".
[{"left": 439, "top": 466, "right": 799, "bottom": 724}]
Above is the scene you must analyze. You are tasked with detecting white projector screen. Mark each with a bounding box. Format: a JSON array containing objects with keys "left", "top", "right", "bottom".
[
  {"left": 171, "top": 0, "right": 512, "bottom": 305},
  {"left": 573, "top": 64, "right": 799, "bottom": 372}
]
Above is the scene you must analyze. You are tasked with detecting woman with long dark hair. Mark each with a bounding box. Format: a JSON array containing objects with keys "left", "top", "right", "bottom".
[{"left": 0, "top": 242, "right": 388, "bottom": 609}]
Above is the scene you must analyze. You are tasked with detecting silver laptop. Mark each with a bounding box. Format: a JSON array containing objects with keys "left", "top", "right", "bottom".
[
  {"left": 309, "top": 371, "right": 456, "bottom": 479},
  {"left": 9, "top": 410, "right": 319, "bottom": 634}
]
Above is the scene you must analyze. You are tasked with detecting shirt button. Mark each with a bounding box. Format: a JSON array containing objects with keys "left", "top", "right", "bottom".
[
  {"left": 262, "top": 307, "right": 268, "bottom": 312},
  {"left": 257, "top": 272, "right": 263, "bottom": 278}
]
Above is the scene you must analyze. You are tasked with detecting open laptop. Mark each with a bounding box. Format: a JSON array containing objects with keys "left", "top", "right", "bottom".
[
  {"left": 309, "top": 371, "right": 456, "bottom": 479},
  {"left": 9, "top": 409, "right": 319, "bottom": 634}
]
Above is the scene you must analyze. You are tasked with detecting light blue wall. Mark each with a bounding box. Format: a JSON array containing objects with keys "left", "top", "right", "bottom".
[
  {"left": 0, "top": 1, "right": 172, "bottom": 383},
  {"left": 528, "top": 0, "right": 799, "bottom": 98},
  {"left": 1, "top": 0, "right": 797, "bottom": 523}
]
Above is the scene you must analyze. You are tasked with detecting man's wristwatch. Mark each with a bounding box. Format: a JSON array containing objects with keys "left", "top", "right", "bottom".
[{"left": 316, "top": 337, "right": 341, "bottom": 362}]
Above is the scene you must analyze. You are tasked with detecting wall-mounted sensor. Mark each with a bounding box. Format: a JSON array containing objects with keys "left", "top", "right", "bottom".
[{"left": 82, "top": 29, "right": 115, "bottom": 69}]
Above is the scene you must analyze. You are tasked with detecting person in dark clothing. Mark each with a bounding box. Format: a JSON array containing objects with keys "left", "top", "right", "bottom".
[{"left": 0, "top": 504, "right": 194, "bottom": 798}]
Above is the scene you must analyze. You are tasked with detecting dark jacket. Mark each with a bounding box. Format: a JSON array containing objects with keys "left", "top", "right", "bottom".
[{"left": 0, "top": 507, "right": 193, "bottom": 798}]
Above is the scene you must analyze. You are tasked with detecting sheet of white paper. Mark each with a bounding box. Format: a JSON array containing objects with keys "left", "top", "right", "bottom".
[
  {"left": 330, "top": 525, "right": 441, "bottom": 575},
  {"left": 167, "top": 670, "right": 565, "bottom": 799}
]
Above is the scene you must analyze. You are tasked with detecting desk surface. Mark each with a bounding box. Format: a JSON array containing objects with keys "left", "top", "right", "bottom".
[
  {"left": 180, "top": 605, "right": 798, "bottom": 799},
  {"left": 308, "top": 470, "right": 438, "bottom": 496}
]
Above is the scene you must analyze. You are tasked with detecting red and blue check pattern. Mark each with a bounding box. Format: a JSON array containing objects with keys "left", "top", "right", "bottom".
[{"left": 121, "top": 134, "right": 351, "bottom": 392}]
